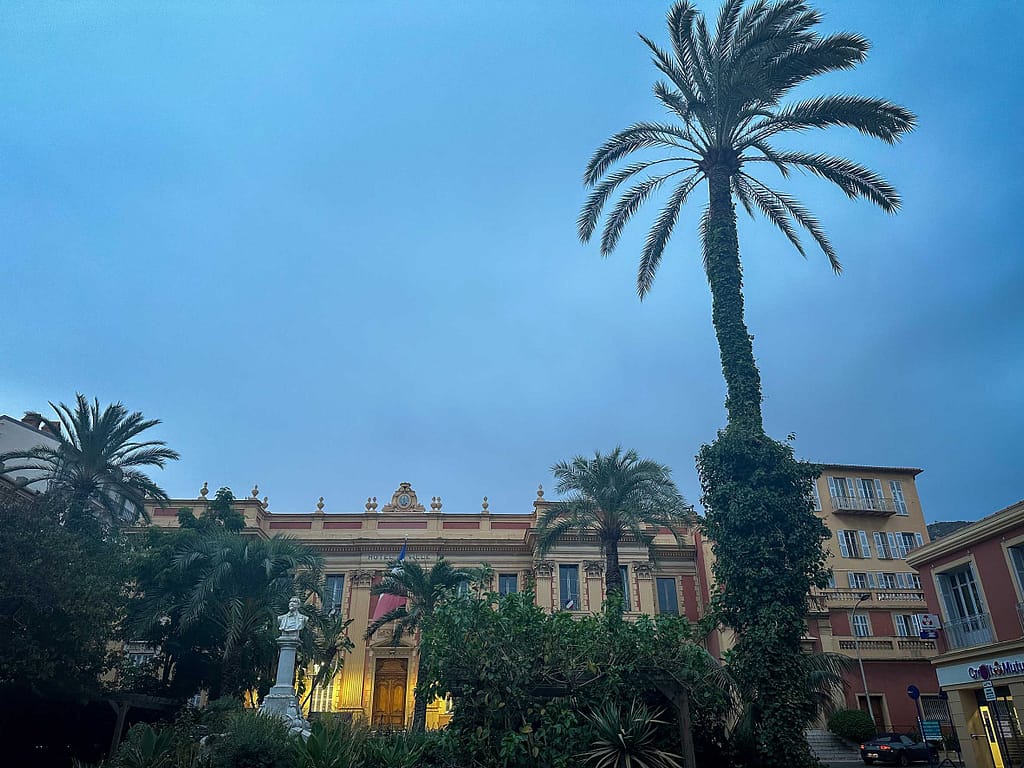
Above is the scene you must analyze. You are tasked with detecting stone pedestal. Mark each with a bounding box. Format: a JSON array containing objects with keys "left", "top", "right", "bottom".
[{"left": 259, "top": 633, "right": 310, "bottom": 737}]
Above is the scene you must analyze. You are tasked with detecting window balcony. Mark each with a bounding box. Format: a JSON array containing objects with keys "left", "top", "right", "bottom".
[
  {"left": 944, "top": 612, "right": 994, "bottom": 650},
  {"left": 835, "top": 636, "right": 938, "bottom": 660},
  {"left": 815, "top": 588, "right": 927, "bottom": 608},
  {"left": 830, "top": 495, "right": 897, "bottom": 517}
]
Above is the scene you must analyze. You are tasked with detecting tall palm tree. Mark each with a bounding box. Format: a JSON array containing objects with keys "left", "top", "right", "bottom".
[
  {"left": 0, "top": 394, "right": 179, "bottom": 527},
  {"left": 366, "top": 557, "right": 470, "bottom": 732},
  {"left": 579, "top": 0, "right": 915, "bottom": 434},
  {"left": 536, "top": 447, "right": 691, "bottom": 612}
]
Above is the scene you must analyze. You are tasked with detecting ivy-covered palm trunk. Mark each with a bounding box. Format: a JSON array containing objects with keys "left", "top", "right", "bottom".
[
  {"left": 604, "top": 536, "right": 623, "bottom": 611},
  {"left": 412, "top": 653, "right": 429, "bottom": 732},
  {"left": 699, "top": 168, "right": 831, "bottom": 768}
]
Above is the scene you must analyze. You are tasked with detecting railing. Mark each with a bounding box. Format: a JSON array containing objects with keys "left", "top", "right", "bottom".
[
  {"left": 835, "top": 636, "right": 938, "bottom": 658},
  {"left": 816, "top": 588, "right": 926, "bottom": 605},
  {"left": 944, "top": 612, "right": 994, "bottom": 650},
  {"left": 830, "top": 495, "right": 897, "bottom": 516}
]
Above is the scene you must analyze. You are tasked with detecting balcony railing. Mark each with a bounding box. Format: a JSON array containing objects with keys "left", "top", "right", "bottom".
[
  {"left": 815, "top": 588, "right": 926, "bottom": 606},
  {"left": 835, "top": 636, "right": 938, "bottom": 659},
  {"left": 944, "top": 612, "right": 994, "bottom": 650},
  {"left": 830, "top": 495, "right": 897, "bottom": 516}
]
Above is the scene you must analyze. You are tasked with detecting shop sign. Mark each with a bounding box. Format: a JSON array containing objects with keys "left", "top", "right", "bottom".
[
  {"left": 968, "top": 658, "right": 1024, "bottom": 680},
  {"left": 936, "top": 653, "right": 1024, "bottom": 688}
]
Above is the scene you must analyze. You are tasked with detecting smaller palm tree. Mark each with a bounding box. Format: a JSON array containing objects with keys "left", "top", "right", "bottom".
[
  {"left": 537, "top": 447, "right": 691, "bottom": 612},
  {"left": 300, "top": 607, "right": 355, "bottom": 712},
  {"left": 366, "top": 557, "right": 470, "bottom": 732},
  {"left": 581, "top": 700, "right": 684, "bottom": 768},
  {"left": 0, "top": 394, "right": 179, "bottom": 527}
]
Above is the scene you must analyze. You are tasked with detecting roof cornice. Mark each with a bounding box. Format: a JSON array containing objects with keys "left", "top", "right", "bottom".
[{"left": 907, "top": 499, "right": 1024, "bottom": 567}]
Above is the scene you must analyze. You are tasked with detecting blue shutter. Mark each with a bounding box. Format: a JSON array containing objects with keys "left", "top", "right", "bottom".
[{"left": 837, "top": 530, "right": 850, "bottom": 558}]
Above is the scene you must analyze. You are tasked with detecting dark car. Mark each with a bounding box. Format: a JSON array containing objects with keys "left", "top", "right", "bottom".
[{"left": 860, "top": 733, "right": 937, "bottom": 765}]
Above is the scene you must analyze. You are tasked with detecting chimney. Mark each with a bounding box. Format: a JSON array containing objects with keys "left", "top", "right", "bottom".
[{"left": 22, "top": 411, "right": 61, "bottom": 437}]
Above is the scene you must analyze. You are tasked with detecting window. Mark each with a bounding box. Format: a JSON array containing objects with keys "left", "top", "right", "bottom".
[
  {"left": 559, "top": 565, "right": 580, "bottom": 610},
  {"left": 857, "top": 478, "right": 883, "bottom": 501},
  {"left": 1009, "top": 546, "right": 1024, "bottom": 594},
  {"left": 456, "top": 579, "right": 470, "bottom": 597},
  {"left": 837, "top": 530, "right": 871, "bottom": 559},
  {"left": 498, "top": 573, "right": 518, "bottom": 595},
  {"left": 878, "top": 572, "right": 900, "bottom": 590},
  {"left": 847, "top": 572, "right": 873, "bottom": 590},
  {"left": 810, "top": 480, "right": 822, "bottom": 511},
  {"left": 619, "top": 566, "right": 631, "bottom": 611},
  {"left": 309, "top": 673, "right": 336, "bottom": 712},
  {"left": 851, "top": 613, "right": 871, "bottom": 637},
  {"left": 906, "top": 572, "right": 921, "bottom": 590},
  {"left": 873, "top": 532, "right": 894, "bottom": 560},
  {"left": 829, "top": 476, "right": 855, "bottom": 500},
  {"left": 894, "top": 532, "right": 924, "bottom": 558},
  {"left": 937, "top": 564, "right": 993, "bottom": 646},
  {"left": 890, "top": 480, "right": 908, "bottom": 515},
  {"left": 825, "top": 572, "right": 837, "bottom": 589},
  {"left": 325, "top": 575, "right": 345, "bottom": 615},
  {"left": 894, "top": 614, "right": 923, "bottom": 637},
  {"left": 656, "top": 577, "right": 679, "bottom": 615}
]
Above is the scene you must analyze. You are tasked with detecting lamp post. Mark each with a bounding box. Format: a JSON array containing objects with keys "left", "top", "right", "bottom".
[{"left": 852, "top": 592, "right": 877, "bottom": 728}]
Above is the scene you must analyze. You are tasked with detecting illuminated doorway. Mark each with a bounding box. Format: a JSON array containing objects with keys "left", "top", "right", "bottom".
[{"left": 371, "top": 658, "right": 408, "bottom": 729}]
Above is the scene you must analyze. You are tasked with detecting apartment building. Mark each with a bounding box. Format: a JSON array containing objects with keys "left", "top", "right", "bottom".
[
  {"left": 807, "top": 464, "right": 940, "bottom": 731},
  {"left": 907, "top": 499, "right": 1024, "bottom": 768}
]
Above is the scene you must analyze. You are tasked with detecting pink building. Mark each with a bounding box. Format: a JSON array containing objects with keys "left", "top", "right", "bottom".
[{"left": 908, "top": 499, "right": 1024, "bottom": 768}]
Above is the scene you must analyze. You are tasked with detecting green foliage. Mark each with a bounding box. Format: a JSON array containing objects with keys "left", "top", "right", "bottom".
[
  {"left": 126, "top": 496, "right": 324, "bottom": 700},
  {"left": 363, "top": 730, "right": 426, "bottom": 768},
  {"left": 699, "top": 428, "right": 831, "bottom": 768},
  {"left": 581, "top": 700, "right": 684, "bottom": 768},
  {"left": 291, "top": 717, "right": 365, "bottom": 768},
  {"left": 828, "top": 708, "right": 877, "bottom": 743},
  {"left": 536, "top": 447, "right": 691, "bottom": 611},
  {"left": 0, "top": 394, "right": 179, "bottom": 527},
  {"left": 0, "top": 487, "right": 126, "bottom": 698},
  {"left": 113, "top": 723, "right": 176, "bottom": 768},
  {"left": 207, "top": 710, "right": 293, "bottom": 768},
  {"left": 422, "top": 590, "right": 731, "bottom": 768}
]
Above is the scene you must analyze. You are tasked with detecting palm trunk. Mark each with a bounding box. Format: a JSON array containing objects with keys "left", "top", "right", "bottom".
[
  {"left": 604, "top": 538, "right": 623, "bottom": 614},
  {"left": 412, "top": 653, "right": 429, "bottom": 732},
  {"left": 704, "top": 167, "right": 764, "bottom": 434}
]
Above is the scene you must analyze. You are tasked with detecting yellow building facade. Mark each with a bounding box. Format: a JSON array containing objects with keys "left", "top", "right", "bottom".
[{"left": 146, "top": 482, "right": 705, "bottom": 729}]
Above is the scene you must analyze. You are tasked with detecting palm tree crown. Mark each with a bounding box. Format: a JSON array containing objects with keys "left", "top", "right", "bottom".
[
  {"left": 0, "top": 394, "right": 180, "bottom": 526},
  {"left": 536, "top": 447, "right": 691, "bottom": 610},
  {"left": 579, "top": 0, "right": 915, "bottom": 432}
]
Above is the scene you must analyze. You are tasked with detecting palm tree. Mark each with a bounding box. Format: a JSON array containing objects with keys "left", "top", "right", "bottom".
[
  {"left": 0, "top": 394, "right": 179, "bottom": 527},
  {"left": 537, "top": 447, "right": 690, "bottom": 611},
  {"left": 366, "top": 557, "right": 470, "bottom": 732},
  {"left": 165, "top": 532, "right": 324, "bottom": 697},
  {"left": 579, "top": 0, "right": 915, "bottom": 435}
]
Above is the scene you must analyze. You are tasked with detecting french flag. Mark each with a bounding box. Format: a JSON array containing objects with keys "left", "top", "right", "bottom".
[{"left": 371, "top": 541, "right": 407, "bottom": 623}]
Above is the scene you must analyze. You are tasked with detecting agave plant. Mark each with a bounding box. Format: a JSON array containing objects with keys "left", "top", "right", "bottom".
[
  {"left": 581, "top": 700, "right": 684, "bottom": 768},
  {"left": 114, "top": 723, "right": 176, "bottom": 768},
  {"left": 291, "top": 717, "right": 366, "bottom": 768}
]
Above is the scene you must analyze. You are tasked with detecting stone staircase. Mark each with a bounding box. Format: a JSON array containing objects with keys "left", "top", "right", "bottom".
[{"left": 806, "top": 728, "right": 863, "bottom": 764}]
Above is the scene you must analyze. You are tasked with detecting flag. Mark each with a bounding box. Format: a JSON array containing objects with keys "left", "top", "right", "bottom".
[
  {"left": 371, "top": 541, "right": 408, "bottom": 623},
  {"left": 565, "top": 597, "right": 575, "bottom": 610}
]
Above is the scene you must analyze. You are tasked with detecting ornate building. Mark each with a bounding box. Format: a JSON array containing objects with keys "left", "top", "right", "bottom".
[{"left": 145, "top": 482, "right": 707, "bottom": 728}]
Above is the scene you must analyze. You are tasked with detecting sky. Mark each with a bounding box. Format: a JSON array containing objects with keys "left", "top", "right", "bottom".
[{"left": 2, "top": 1, "right": 1021, "bottom": 523}]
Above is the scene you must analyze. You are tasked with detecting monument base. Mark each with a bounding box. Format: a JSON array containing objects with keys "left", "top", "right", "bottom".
[{"left": 259, "top": 685, "right": 311, "bottom": 738}]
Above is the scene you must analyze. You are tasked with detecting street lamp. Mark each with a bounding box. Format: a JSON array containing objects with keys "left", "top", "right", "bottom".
[{"left": 852, "top": 593, "right": 877, "bottom": 728}]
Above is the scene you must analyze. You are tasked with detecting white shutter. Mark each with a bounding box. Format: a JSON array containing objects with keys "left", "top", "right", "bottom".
[
  {"left": 810, "top": 481, "right": 821, "bottom": 511},
  {"left": 887, "top": 532, "right": 901, "bottom": 560},
  {"left": 846, "top": 478, "right": 856, "bottom": 497},
  {"left": 873, "top": 532, "right": 887, "bottom": 559},
  {"left": 874, "top": 478, "right": 884, "bottom": 499},
  {"left": 837, "top": 530, "right": 850, "bottom": 558},
  {"left": 876, "top": 572, "right": 886, "bottom": 588},
  {"left": 895, "top": 614, "right": 908, "bottom": 636},
  {"left": 866, "top": 572, "right": 876, "bottom": 588},
  {"left": 858, "top": 530, "right": 872, "bottom": 558},
  {"left": 914, "top": 532, "right": 925, "bottom": 549},
  {"left": 828, "top": 477, "right": 839, "bottom": 497},
  {"left": 855, "top": 478, "right": 866, "bottom": 497},
  {"left": 896, "top": 573, "right": 907, "bottom": 589},
  {"left": 847, "top": 572, "right": 857, "bottom": 588}
]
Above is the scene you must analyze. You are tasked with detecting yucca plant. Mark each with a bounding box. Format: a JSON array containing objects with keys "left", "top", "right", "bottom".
[
  {"left": 363, "top": 731, "right": 425, "bottom": 768},
  {"left": 581, "top": 700, "right": 684, "bottom": 768},
  {"left": 114, "top": 723, "right": 175, "bottom": 768},
  {"left": 292, "top": 717, "right": 366, "bottom": 768}
]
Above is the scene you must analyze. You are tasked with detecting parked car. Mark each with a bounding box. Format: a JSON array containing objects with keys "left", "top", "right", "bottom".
[{"left": 860, "top": 733, "right": 937, "bottom": 765}]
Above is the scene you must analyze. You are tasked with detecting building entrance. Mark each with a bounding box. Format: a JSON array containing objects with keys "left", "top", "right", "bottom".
[{"left": 371, "top": 658, "right": 408, "bottom": 729}]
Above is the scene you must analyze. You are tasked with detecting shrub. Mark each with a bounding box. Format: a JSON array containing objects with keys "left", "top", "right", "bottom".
[
  {"left": 207, "top": 710, "right": 292, "bottom": 768},
  {"left": 828, "top": 709, "right": 877, "bottom": 743},
  {"left": 113, "top": 723, "right": 175, "bottom": 768},
  {"left": 291, "top": 717, "right": 366, "bottom": 768}
]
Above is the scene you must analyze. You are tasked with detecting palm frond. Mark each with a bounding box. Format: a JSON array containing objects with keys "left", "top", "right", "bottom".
[{"left": 637, "top": 172, "right": 703, "bottom": 299}]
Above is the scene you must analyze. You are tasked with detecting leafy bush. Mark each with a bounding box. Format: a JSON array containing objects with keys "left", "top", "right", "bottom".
[
  {"left": 113, "top": 723, "right": 175, "bottom": 768},
  {"left": 828, "top": 709, "right": 877, "bottom": 743},
  {"left": 207, "top": 710, "right": 292, "bottom": 768},
  {"left": 292, "top": 717, "right": 366, "bottom": 768}
]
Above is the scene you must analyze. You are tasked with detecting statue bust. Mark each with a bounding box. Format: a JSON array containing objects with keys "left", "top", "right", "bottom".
[{"left": 277, "top": 597, "right": 308, "bottom": 634}]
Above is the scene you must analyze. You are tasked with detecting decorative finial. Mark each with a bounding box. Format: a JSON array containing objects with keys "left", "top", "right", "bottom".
[
  {"left": 536, "top": 483, "right": 544, "bottom": 499},
  {"left": 365, "top": 497, "right": 373, "bottom": 512},
  {"left": 371, "top": 496, "right": 378, "bottom": 512},
  {"left": 199, "top": 481, "right": 209, "bottom": 499},
  {"left": 263, "top": 496, "right": 269, "bottom": 508},
  {"left": 430, "top": 496, "right": 444, "bottom": 512},
  {"left": 251, "top": 483, "right": 259, "bottom": 498},
  {"left": 481, "top": 495, "right": 489, "bottom": 513},
  {"left": 316, "top": 496, "right": 325, "bottom": 513},
  {"left": 365, "top": 496, "right": 378, "bottom": 513}
]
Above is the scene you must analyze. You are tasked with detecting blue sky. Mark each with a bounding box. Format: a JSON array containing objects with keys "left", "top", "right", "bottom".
[{"left": 2, "top": 1, "right": 1021, "bottom": 523}]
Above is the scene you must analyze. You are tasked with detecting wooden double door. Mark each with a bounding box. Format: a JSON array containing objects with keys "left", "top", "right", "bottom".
[{"left": 371, "top": 658, "right": 408, "bottom": 729}]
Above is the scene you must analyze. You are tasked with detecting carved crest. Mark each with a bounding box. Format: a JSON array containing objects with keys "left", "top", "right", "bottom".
[{"left": 381, "top": 482, "right": 426, "bottom": 513}]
